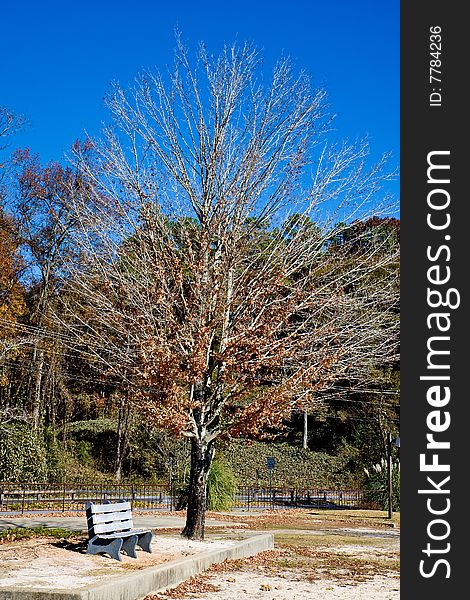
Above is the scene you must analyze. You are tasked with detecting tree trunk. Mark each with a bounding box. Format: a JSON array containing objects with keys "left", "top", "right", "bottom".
[
  {"left": 32, "top": 347, "right": 45, "bottom": 429},
  {"left": 181, "top": 438, "right": 214, "bottom": 540},
  {"left": 114, "top": 393, "right": 130, "bottom": 481}
]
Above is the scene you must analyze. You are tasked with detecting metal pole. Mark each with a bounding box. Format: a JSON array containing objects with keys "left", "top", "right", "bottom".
[
  {"left": 169, "top": 456, "right": 173, "bottom": 512},
  {"left": 387, "top": 431, "right": 393, "bottom": 519},
  {"left": 303, "top": 407, "right": 308, "bottom": 449},
  {"left": 269, "top": 470, "right": 273, "bottom": 509}
]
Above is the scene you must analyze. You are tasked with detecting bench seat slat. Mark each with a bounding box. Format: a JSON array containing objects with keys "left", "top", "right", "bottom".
[
  {"left": 92, "top": 530, "right": 151, "bottom": 540},
  {"left": 89, "top": 501, "right": 131, "bottom": 514},
  {"left": 93, "top": 519, "right": 134, "bottom": 534},
  {"left": 90, "top": 510, "right": 133, "bottom": 525}
]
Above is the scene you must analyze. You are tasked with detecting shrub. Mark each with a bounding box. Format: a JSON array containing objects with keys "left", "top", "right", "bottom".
[
  {"left": 207, "top": 459, "right": 237, "bottom": 511},
  {"left": 67, "top": 419, "right": 118, "bottom": 471},
  {"left": 363, "top": 459, "right": 400, "bottom": 510},
  {"left": 220, "top": 440, "right": 358, "bottom": 488},
  {"left": 44, "top": 430, "right": 68, "bottom": 482},
  {"left": 0, "top": 423, "right": 48, "bottom": 482}
]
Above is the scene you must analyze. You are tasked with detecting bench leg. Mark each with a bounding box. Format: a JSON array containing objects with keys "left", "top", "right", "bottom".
[
  {"left": 137, "top": 531, "right": 153, "bottom": 553},
  {"left": 87, "top": 537, "right": 123, "bottom": 561},
  {"left": 121, "top": 535, "right": 138, "bottom": 558}
]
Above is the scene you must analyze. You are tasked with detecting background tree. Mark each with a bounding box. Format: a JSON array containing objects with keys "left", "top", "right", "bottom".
[
  {"left": 0, "top": 107, "right": 26, "bottom": 153},
  {"left": 8, "top": 149, "right": 81, "bottom": 428},
  {"left": 0, "top": 108, "right": 28, "bottom": 417},
  {"left": 57, "top": 38, "right": 398, "bottom": 539},
  {"left": 0, "top": 107, "right": 26, "bottom": 207},
  {"left": 294, "top": 217, "right": 399, "bottom": 462},
  {"left": 0, "top": 207, "right": 27, "bottom": 400}
]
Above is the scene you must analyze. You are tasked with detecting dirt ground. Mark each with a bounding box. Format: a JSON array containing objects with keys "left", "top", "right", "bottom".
[
  {"left": 0, "top": 534, "right": 239, "bottom": 590},
  {"left": 0, "top": 509, "right": 400, "bottom": 598},
  {"left": 145, "top": 509, "right": 400, "bottom": 600},
  {"left": 146, "top": 569, "right": 399, "bottom": 600}
]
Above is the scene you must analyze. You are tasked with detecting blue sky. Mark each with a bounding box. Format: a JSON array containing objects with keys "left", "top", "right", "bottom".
[{"left": 1, "top": 0, "right": 399, "bottom": 202}]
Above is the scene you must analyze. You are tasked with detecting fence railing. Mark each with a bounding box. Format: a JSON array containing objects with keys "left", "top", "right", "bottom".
[
  {"left": 0, "top": 482, "right": 372, "bottom": 514},
  {"left": 0, "top": 482, "right": 174, "bottom": 513},
  {"left": 237, "top": 487, "right": 368, "bottom": 510}
]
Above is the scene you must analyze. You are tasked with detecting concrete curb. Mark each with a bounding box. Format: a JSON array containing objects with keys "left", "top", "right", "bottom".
[{"left": 0, "top": 533, "right": 274, "bottom": 600}]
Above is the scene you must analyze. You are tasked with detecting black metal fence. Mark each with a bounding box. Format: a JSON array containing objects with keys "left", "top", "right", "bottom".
[
  {"left": 0, "top": 482, "right": 173, "bottom": 513},
  {"left": 0, "top": 482, "right": 371, "bottom": 514},
  {"left": 238, "top": 487, "right": 368, "bottom": 510}
]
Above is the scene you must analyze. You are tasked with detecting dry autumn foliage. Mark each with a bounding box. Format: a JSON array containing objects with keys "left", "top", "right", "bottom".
[
  {"left": 0, "top": 208, "right": 26, "bottom": 367},
  {"left": 1, "top": 108, "right": 27, "bottom": 358}
]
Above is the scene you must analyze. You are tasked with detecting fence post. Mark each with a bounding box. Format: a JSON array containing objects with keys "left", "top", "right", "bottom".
[
  {"left": 21, "top": 484, "right": 25, "bottom": 515},
  {"left": 168, "top": 455, "right": 174, "bottom": 512}
]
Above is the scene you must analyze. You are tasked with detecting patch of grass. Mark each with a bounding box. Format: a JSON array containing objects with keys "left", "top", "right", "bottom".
[
  {"left": 202, "top": 540, "right": 400, "bottom": 588},
  {"left": 275, "top": 557, "right": 311, "bottom": 569},
  {"left": 275, "top": 533, "right": 336, "bottom": 548},
  {"left": 310, "top": 509, "right": 400, "bottom": 528},
  {"left": 270, "top": 525, "right": 400, "bottom": 584},
  {"left": 305, "top": 553, "right": 400, "bottom": 582},
  {"left": 212, "top": 508, "right": 400, "bottom": 532},
  {"left": 274, "top": 532, "right": 397, "bottom": 549},
  {"left": 0, "top": 527, "right": 79, "bottom": 544},
  {"left": 272, "top": 542, "right": 399, "bottom": 583}
]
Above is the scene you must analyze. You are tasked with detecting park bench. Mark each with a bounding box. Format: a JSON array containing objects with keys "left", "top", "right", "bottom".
[{"left": 85, "top": 500, "right": 153, "bottom": 561}]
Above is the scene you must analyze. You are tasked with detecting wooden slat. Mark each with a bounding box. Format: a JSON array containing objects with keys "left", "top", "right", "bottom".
[
  {"left": 93, "top": 519, "right": 133, "bottom": 534},
  {"left": 88, "top": 501, "right": 131, "bottom": 514},
  {"left": 95, "top": 531, "right": 147, "bottom": 539},
  {"left": 91, "top": 510, "right": 133, "bottom": 525}
]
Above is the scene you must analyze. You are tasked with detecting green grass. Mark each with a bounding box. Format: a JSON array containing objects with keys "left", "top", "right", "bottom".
[
  {"left": 0, "top": 527, "right": 80, "bottom": 544},
  {"left": 272, "top": 531, "right": 400, "bottom": 582},
  {"left": 274, "top": 532, "right": 397, "bottom": 549},
  {"left": 309, "top": 509, "right": 401, "bottom": 527}
]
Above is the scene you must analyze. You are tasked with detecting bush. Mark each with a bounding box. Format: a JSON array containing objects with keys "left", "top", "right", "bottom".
[
  {"left": 67, "top": 419, "right": 118, "bottom": 471},
  {"left": 125, "top": 429, "right": 190, "bottom": 483},
  {"left": 220, "top": 440, "right": 358, "bottom": 488},
  {"left": 363, "top": 459, "right": 400, "bottom": 510},
  {"left": 0, "top": 423, "right": 48, "bottom": 482},
  {"left": 44, "top": 430, "right": 68, "bottom": 482},
  {"left": 207, "top": 459, "right": 237, "bottom": 511}
]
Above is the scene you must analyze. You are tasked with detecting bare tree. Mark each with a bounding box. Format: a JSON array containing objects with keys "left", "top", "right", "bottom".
[
  {"left": 0, "top": 107, "right": 26, "bottom": 196},
  {"left": 0, "top": 107, "right": 25, "bottom": 152},
  {"left": 58, "top": 38, "right": 398, "bottom": 539}
]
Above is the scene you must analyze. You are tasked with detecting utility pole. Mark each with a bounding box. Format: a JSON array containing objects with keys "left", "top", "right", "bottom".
[
  {"left": 168, "top": 454, "right": 174, "bottom": 512},
  {"left": 303, "top": 408, "right": 308, "bottom": 449}
]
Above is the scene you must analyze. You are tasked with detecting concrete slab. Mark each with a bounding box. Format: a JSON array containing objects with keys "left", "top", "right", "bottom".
[{"left": 0, "top": 533, "right": 273, "bottom": 600}]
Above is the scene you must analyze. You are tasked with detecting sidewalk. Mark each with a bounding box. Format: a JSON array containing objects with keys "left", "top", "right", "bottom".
[{"left": 0, "top": 514, "right": 243, "bottom": 532}]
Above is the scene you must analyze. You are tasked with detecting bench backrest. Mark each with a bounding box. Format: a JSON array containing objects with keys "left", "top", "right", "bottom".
[{"left": 85, "top": 501, "right": 133, "bottom": 537}]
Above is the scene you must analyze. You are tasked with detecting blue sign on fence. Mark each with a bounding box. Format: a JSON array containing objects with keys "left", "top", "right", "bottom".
[{"left": 267, "top": 457, "right": 276, "bottom": 470}]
